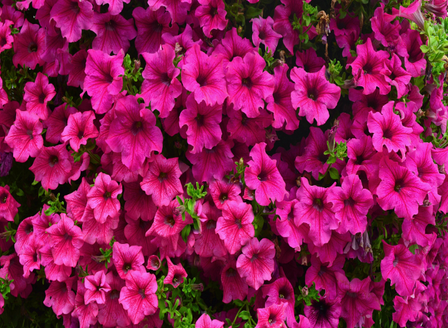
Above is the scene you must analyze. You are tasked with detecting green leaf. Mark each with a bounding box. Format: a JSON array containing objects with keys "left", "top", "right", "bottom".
[
  {"left": 245, "top": 6, "right": 262, "bottom": 19},
  {"left": 328, "top": 167, "right": 340, "bottom": 180},
  {"left": 239, "top": 311, "right": 252, "bottom": 320}
]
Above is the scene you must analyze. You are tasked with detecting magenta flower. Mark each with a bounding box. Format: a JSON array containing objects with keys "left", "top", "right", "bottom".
[
  {"left": 147, "top": 0, "right": 191, "bottom": 24},
  {"left": 0, "top": 186, "right": 20, "bottom": 222},
  {"left": 91, "top": 12, "right": 136, "bottom": 54},
  {"left": 140, "top": 154, "right": 183, "bottom": 207},
  {"left": 84, "top": 49, "right": 124, "bottom": 114},
  {"left": 262, "top": 277, "right": 295, "bottom": 327},
  {"left": 44, "top": 103, "right": 77, "bottom": 144},
  {"left": 226, "top": 51, "right": 275, "bottom": 118},
  {"left": 335, "top": 273, "right": 381, "bottom": 328},
  {"left": 29, "top": 144, "right": 73, "bottom": 191},
  {"left": 162, "top": 24, "right": 202, "bottom": 68},
  {"left": 245, "top": 142, "right": 287, "bottom": 206},
  {"left": 67, "top": 49, "right": 88, "bottom": 89},
  {"left": 86, "top": 173, "right": 122, "bottom": 224},
  {"left": 226, "top": 107, "right": 272, "bottom": 146},
  {"left": 61, "top": 111, "right": 98, "bottom": 152},
  {"left": 164, "top": 258, "right": 188, "bottom": 288},
  {"left": 179, "top": 95, "right": 222, "bottom": 153},
  {"left": 295, "top": 178, "right": 338, "bottom": 247},
  {"left": 367, "top": 101, "right": 413, "bottom": 156},
  {"left": 123, "top": 180, "right": 157, "bottom": 221},
  {"left": 266, "top": 64, "right": 299, "bottom": 131},
  {"left": 18, "top": 236, "right": 42, "bottom": 278},
  {"left": 304, "top": 298, "right": 341, "bottom": 328},
  {"left": 275, "top": 199, "right": 309, "bottom": 250},
  {"left": 46, "top": 214, "right": 84, "bottom": 267},
  {"left": 112, "top": 242, "right": 145, "bottom": 280},
  {"left": 23, "top": 72, "right": 55, "bottom": 121},
  {"left": 5, "top": 110, "right": 43, "bottom": 163},
  {"left": 196, "top": 314, "right": 224, "bottom": 328},
  {"left": 0, "top": 20, "right": 14, "bottom": 54},
  {"left": 140, "top": 45, "right": 182, "bottom": 118},
  {"left": 133, "top": 7, "right": 177, "bottom": 55},
  {"left": 347, "top": 38, "right": 391, "bottom": 95},
  {"left": 381, "top": 241, "right": 424, "bottom": 296},
  {"left": 295, "top": 48, "right": 326, "bottom": 73},
  {"left": 256, "top": 303, "right": 287, "bottom": 328},
  {"left": 195, "top": 202, "right": 228, "bottom": 257},
  {"left": 212, "top": 27, "right": 256, "bottom": 69},
  {"left": 236, "top": 237, "right": 275, "bottom": 290},
  {"left": 119, "top": 271, "right": 158, "bottom": 325},
  {"left": 13, "top": 21, "right": 45, "bottom": 69},
  {"left": 43, "top": 278, "right": 76, "bottom": 316},
  {"left": 221, "top": 260, "right": 249, "bottom": 303},
  {"left": 327, "top": 174, "right": 374, "bottom": 235},
  {"left": 209, "top": 180, "right": 242, "bottom": 210},
  {"left": 215, "top": 201, "right": 255, "bottom": 254},
  {"left": 402, "top": 206, "right": 436, "bottom": 247},
  {"left": 251, "top": 16, "right": 282, "bottom": 52},
  {"left": 106, "top": 95, "right": 163, "bottom": 171},
  {"left": 377, "top": 157, "right": 431, "bottom": 220},
  {"left": 290, "top": 66, "right": 341, "bottom": 126},
  {"left": 84, "top": 271, "right": 111, "bottom": 305},
  {"left": 81, "top": 209, "right": 119, "bottom": 245},
  {"left": 50, "top": 0, "right": 93, "bottom": 42},
  {"left": 195, "top": 0, "right": 228, "bottom": 38},
  {"left": 384, "top": 54, "right": 412, "bottom": 98},
  {"left": 181, "top": 44, "right": 228, "bottom": 106},
  {"left": 402, "top": 29, "right": 426, "bottom": 77},
  {"left": 305, "top": 255, "right": 345, "bottom": 300},
  {"left": 72, "top": 281, "right": 99, "bottom": 328},
  {"left": 95, "top": 0, "right": 131, "bottom": 15}
]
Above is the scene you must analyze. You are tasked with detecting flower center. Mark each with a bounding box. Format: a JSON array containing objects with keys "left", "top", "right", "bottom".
[
  {"left": 64, "top": 233, "right": 72, "bottom": 241},
  {"left": 0, "top": 193, "right": 7, "bottom": 204},
  {"left": 383, "top": 128, "right": 393, "bottom": 139},
  {"left": 110, "top": 290, "right": 120, "bottom": 300},
  {"left": 28, "top": 43, "right": 37, "bottom": 53},
  {"left": 104, "top": 191, "right": 112, "bottom": 199},
  {"left": 49, "top": 155, "right": 59, "bottom": 167},
  {"left": 131, "top": 121, "right": 143, "bottom": 136},
  {"left": 226, "top": 267, "right": 237, "bottom": 277},
  {"left": 123, "top": 263, "right": 132, "bottom": 273},
  {"left": 344, "top": 197, "right": 356, "bottom": 207},
  {"left": 394, "top": 179, "right": 404, "bottom": 193},
  {"left": 160, "top": 72, "right": 171, "bottom": 86},
  {"left": 219, "top": 193, "right": 228, "bottom": 203},
  {"left": 258, "top": 171, "right": 268, "bottom": 182},
  {"left": 138, "top": 288, "right": 146, "bottom": 299},
  {"left": 206, "top": 220, "right": 216, "bottom": 230},
  {"left": 165, "top": 215, "right": 175, "bottom": 227},
  {"left": 38, "top": 93, "right": 46, "bottom": 104},
  {"left": 158, "top": 171, "right": 167, "bottom": 182},
  {"left": 313, "top": 198, "right": 324, "bottom": 211},
  {"left": 77, "top": 129, "right": 84, "bottom": 139},
  {"left": 25, "top": 224, "right": 33, "bottom": 234},
  {"left": 196, "top": 75, "right": 207, "bottom": 87},
  {"left": 105, "top": 20, "right": 116, "bottom": 31},
  {"left": 235, "top": 218, "right": 242, "bottom": 229},
  {"left": 242, "top": 77, "right": 253, "bottom": 89}
]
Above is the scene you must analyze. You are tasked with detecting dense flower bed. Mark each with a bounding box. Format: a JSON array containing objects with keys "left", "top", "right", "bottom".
[{"left": 0, "top": 0, "right": 448, "bottom": 327}]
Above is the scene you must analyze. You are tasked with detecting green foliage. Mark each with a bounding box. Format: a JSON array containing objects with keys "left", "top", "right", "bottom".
[
  {"left": 121, "top": 54, "right": 143, "bottom": 95},
  {"left": 177, "top": 182, "right": 208, "bottom": 241},
  {"left": 328, "top": 59, "right": 347, "bottom": 86},
  {"left": 296, "top": 282, "right": 321, "bottom": 306},
  {"left": 325, "top": 141, "right": 347, "bottom": 165},
  {"left": 0, "top": 275, "right": 13, "bottom": 301}
]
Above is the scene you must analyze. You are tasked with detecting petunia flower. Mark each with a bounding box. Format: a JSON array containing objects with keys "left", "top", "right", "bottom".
[
  {"left": 67, "top": 49, "right": 88, "bottom": 89},
  {"left": 147, "top": 0, "right": 192, "bottom": 24},
  {"left": 23, "top": 73, "right": 55, "bottom": 121},
  {"left": 209, "top": 180, "right": 242, "bottom": 210},
  {"left": 119, "top": 271, "right": 158, "bottom": 325},
  {"left": 226, "top": 107, "right": 272, "bottom": 146},
  {"left": 196, "top": 313, "right": 224, "bottom": 328},
  {"left": 181, "top": 44, "right": 228, "bottom": 106},
  {"left": 402, "top": 206, "right": 437, "bottom": 248},
  {"left": 179, "top": 96, "right": 222, "bottom": 153},
  {"left": 44, "top": 103, "right": 77, "bottom": 144},
  {"left": 367, "top": 101, "right": 413, "bottom": 156},
  {"left": 236, "top": 237, "right": 275, "bottom": 290},
  {"left": 381, "top": 241, "right": 424, "bottom": 297},
  {"left": 13, "top": 21, "right": 45, "bottom": 69},
  {"left": 162, "top": 24, "right": 202, "bottom": 68},
  {"left": 49, "top": 0, "right": 93, "bottom": 42},
  {"left": 43, "top": 278, "right": 76, "bottom": 316},
  {"left": 29, "top": 144, "right": 73, "bottom": 190},
  {"left": 91, "top": 12, "right": 137, "bottom": 54},
  {"left": 106, "top": 95, "right": 163, "bottom": 171},
  {"left": 0, "top": 186, "right": 20, "bottom": 223},
  {"left": 245, "top": 142, "right": 287, "bottom": 206},
  {"left": 84, "top": 49, "right": 124, "bottom": 114},
  {"left": 195, "top": 0, "right": 228, "bottom": 38},
  {"left": 164, "top": 258, "right": 188, "bottom": 288},
  {"left": 305, "top": 254, "right": 345, "bottom": 300},
  {"left": 215, "top": 200, "right": 255, "bottom": 254},
  {"left": 226, "top": 51, "right": 275, "bottom": 118},
  {"left": 95, "top": 0, "right": 131, "bottom": 16},
  {"left": 112, "top": 242, "right": 145, "bottom": 280},
  {"left": 295, "top": 48, "right": 326, "bottom": 73},
  {"left": 266, "top": 64, "right": 299, "bottom": 131},
  {"left": 327, "top": 174, "right": 374, "bottom": 235},
  {"left": 221, "top": 260, "right": 249, "bottom": 303},
  {"left": 347, "top": 38, "right": 391, "bottom": 95},
  {"left": 304, "top": 298, "right": 341, "bottom": 328},
  {"left": 255, "top": 303, "right": 287, "bottom": 328},
  {"left": 384, "top": 54, "right": 412, "bottom": 98},
  {"left": 402, "top": 29, "right": 426, "bottom": 78},
  {"left": 262, "top": 277, "right": 296, "bottom": 327},
  {"left": 18, "top": 236, "right": 42, "bottom": 278},
  {"left": 133, "top": 7, "right": 178, "bottom": 55},
  {"left": 272, "top": 0, "right": 303, "bottom": 54},
  {"left": 295, "top": 178, "right": 338, "bottom": 247},
  {"left": 290, "top": 66, "right": 341, "bottom": 126},
  {"left": 46, "top": 214, "right": 84, "bottom": 267},
  {"left": 61, "top": 111, "right": 99, "bottom": 152},
  {"left": 376, "top": 157, "right": 431, "bottom": 220},
  {"left": 140, "top": 154, "right": 183, "bottom": 207},
  {"left": 72, "top": 281, "right": 99, "bottom": 328},
  {"left": 81, "top": 207, "right": 119, "bottom": 245},
  {"left": 84, "top": 271, "right": 111, "bottom": 305},
  {"left": 123, "top": 180, "right": 157, "bottom": 221},
  {"left": 371, "top": 4, "right": 402, "bottom": 50},
  {"left": 86, "top": 173, "right": 122, "bottom": 224},
  {"left": 275, "top": 199, "right": 309, "bottom": 250},
  {"left": 0, "top": 20, "right": 14, "bottom": 54},
  {"left": 5, "top": 110, "right": 43, "bottom": 163},
  {"left": 251, "top": 16, "right": 282, "bottom": 52},
  {"left": 140, "top": 45, "right": 182, "bottom": 118}
]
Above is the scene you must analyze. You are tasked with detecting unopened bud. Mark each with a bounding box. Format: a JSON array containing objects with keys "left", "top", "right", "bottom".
[{"left": 301, "top": 286, "right": 309, "bottom": 297}]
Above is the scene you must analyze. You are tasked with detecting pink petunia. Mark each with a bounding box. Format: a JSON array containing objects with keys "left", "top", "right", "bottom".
[
  {"left": 86, "top": 173, "right": 122, "bottom": 224},
  {"left": 13, "top": 21, "right": 45, "bottom": 69},
  {"left": 61, "top": 111, "right": 99, "bottom": 152},
  {"left": 327, "top": 174, "right": 374, "bottom": 235},
  {"left": 221, "top": 260, "right": 248, "bottom": 303},
  {"left": 140, "top": 45, "right": 182, "bottom": 118},
  {"left": 123, "top": 180, "right": 157, "bottom": 221},
  {"left": 164, "top": 258, "right": 188, "bottom": 288},
  {"left": 196, "top": 313, "right": 224, "bottom": 328},
  {"left": 209, "top": 180, "right": 242, "bottom": 210},
  {"left": 95, "top": 0, "right": 131, "bottom": 15},
  {"left": 106, "top": 95, "right": 163, "bottom": 171},
  {"left": 46, "top": 214, "right": 84, "bottom": 267},
  {"left": 84, "top": 49, "right": 124, "bottom": 114},
  {"left": 195, "top": 0, "right": 228, "bottom": 38},
  {"left": 304, "top": 298, "right": 341, "bottom": 328},
  {"left": 43, "top": 278, "right": 76, "bottom": 316},
  {"left": 23, "top": 72, "right": 55, "bottom": 121},
  {"left": 0, "top": 186, "right": 20, "bottom": 223},
  {"left": 256, "top": 303, "right": 287, "bottom": 328},
  {"left": 245, "top": 142, "right": 287, "bottom": 206},
  {"left": 295, "top": 178, "right": 338, "bottom": 247},
  {"left": 290, "top": 66, "right": 341, "bottom": 126},
  {"left": 119, "top": 271, "right": 158, "bottom": 325},
  {"left": 0, "top": 20, "right": 14, "bottom": 54},
  {"left": 91, "top": 12, "right": 136, "bottom": 55},
  {"left": 72, "top": 281, "right": 99, "bottom": 328},
  {"left": 262, "top": 277, "right": 295, "bottom": 327},
  {"left": 112, "top": 242, "right": 145, "bottom": 280},
  {"left": 384, "top": 54, "right": 412, "bottom": 98},
  {"left": 181, "top": 44, "right": 228, "bottom": 106},
  {"left": 5, "top": 110, "right": 43, "bottom": 163},
  {"left": 147, "top": 0, "right": 192, "bottom": 24},
  {"left": 140, "top": 154, "right": 183, "bottom": 207},
  {"left": 215, "top": 200, "right": 255, "bottom": 254},
  {"left": 179, "top": 95, "right": 222, "bottom": 153},
  {"left": 275, "top": 199, "right": 309, "bottom": 251},
  {"left": 50, "top": 0, "right": 93, "bottom": 42},
  {"left": 29, "top": 144, "right": 73, "bottom": 190},
  {"left": 251, "top": 16, "right": 282, "bottom": 52},
  {"left": 84, "top": 271, "right": 111, "bottom": 305},
  {"left": 226, "top": 51, "right": 275, "bottom": 118},
  {"left": 376, "top": 157, "right": 431, "bottom": 220}
]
